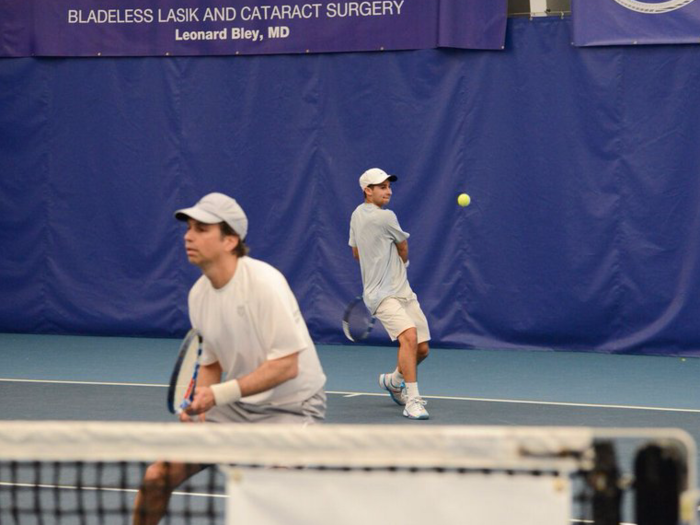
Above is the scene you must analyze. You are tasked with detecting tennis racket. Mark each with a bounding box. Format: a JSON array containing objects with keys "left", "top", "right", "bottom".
[
  {"left": 342, "top": 296, "right": 376, "bottom": 342},
  {"left": 167, "top": 328, "right": 203, "bottom": 414}
]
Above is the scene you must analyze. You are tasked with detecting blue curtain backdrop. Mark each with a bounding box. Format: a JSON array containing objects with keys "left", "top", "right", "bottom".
[{"left": 2, "top": 18, "right": 700, "bottom": 355}]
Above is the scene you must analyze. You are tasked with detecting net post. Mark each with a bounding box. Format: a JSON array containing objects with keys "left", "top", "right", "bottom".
[{"left": 590, "top": 441, "right": 622, "bottom": 525}]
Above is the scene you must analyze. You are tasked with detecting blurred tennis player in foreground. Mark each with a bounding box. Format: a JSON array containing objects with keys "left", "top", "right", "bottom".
[
  {"left": 349, "top": 168, "right": 430, "bottom": 420},
  {"left": 134, "top": 192, "right": 327, "bottom": 525}
]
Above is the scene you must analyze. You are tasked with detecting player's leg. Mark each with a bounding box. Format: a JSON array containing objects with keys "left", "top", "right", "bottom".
[
  {"left": 400, "top": 298, "right": 431, "bottom": 420},
  {"left": 397, "top": 326, "right": 428, "bottom": 419},
  {"left": 395, "top": 297, "right": 430, "bottom": 379},
  {"left": 390, "top": 328, "right": 429, "bottom": 392},
  {"left": 396, "top": 334, "right": 428, "bottom": 376},
  {"left": 417, "top": 342, "right": 429, "bottom": 364},
  {"left": 396, "top": 327, "right": 418, "bottom": 383},
  {"left": 374, "top": 297, "right": 427, "bottom": 419},
  {"left": 133, "top": 461, "right": 205, "bottom": 525},
  {"left": 409, "top": 298, "right": 431, "bottom": 366},
  {"left": 375, "top": 298, "right": 415, "bottom": 405}
]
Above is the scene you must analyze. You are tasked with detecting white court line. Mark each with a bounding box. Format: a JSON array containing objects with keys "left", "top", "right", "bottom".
[
  {"left": 0, "top": 378, "right": 164, "bottom": 388},
  {"left": 327, "top": 390, "right": 700, "bottom": 413},
  {"left": 0, "top": 481, "right": 225, "bottom": 498},
  {"left": 3, "top": 378, "right": 699, "bottom": 414},
  {"left": 572, "top": 521, "right": 636, "bottom": 525}
]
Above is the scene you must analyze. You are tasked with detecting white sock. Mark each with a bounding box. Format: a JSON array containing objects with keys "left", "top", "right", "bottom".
[
  {"left": 405, "top": 382, "right": 420, "bottom": 399},
  {"left": 391, "top": 368, "right": 404, "bottom": 388}
]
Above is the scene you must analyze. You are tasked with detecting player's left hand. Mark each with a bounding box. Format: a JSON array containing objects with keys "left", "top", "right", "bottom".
[
  {"left": 179, "top": 411, "right": 205, "bottom": 423},
  {"left": 185, "top": 386, "right": 216, "bottom": 415}
]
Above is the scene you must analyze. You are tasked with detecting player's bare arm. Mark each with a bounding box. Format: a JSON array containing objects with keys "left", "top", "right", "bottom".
[
  {"left": 186, "top": 352, "right": 300, "bottom": 415},
  {"left": 352, "top": 246, "right": 359, "bottom": 260},
  {"left": 396, "top": 240, "right": 408, "bottom": 263},
  {"left": 238, "top": 352, "right": 299, "bottom": 394},
  {"left": 199, "top": 361, "right": 223, "bottom": 387}
]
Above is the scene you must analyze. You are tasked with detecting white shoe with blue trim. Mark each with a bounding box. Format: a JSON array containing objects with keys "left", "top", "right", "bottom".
[
  {"left": 403, "top": 397, "right": 429, "bottom": 420},
  {"left": 379, "top": 374, "right": 407, "bottom": 406}
]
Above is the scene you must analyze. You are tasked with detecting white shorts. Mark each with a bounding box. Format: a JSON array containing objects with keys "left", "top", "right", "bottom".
[{"left": 374, "top": 296, "right": 431, "bottom": 343}]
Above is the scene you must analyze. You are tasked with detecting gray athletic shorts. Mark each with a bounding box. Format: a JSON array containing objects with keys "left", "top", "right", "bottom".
[{"left": 206, "top": 388, "right": 327, "bottom": 425}]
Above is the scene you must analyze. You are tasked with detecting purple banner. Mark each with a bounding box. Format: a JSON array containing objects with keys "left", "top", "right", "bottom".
[
  {"left": 0, "top": 0, "right": 507, "bottom": 57},
  {"left": 572, "top": 0, "right": 700, "bottom": 46}
]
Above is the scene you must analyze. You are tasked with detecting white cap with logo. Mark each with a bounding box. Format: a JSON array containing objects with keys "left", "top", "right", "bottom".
[
  {"left": 174, "top": 192, "right": 248, "bottom": 240},
  {"left": 359, "top": 168, "right": 398, "bottom": 190}
]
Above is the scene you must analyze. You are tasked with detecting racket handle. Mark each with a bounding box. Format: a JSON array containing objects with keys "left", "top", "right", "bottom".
[{"left": 177, "top": 398, "right": 192, "bottom": 414}]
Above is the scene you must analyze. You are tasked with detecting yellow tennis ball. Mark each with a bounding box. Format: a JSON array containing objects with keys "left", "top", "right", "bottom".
[{"left": 457, "top": 193, "right": 471, "bottom": 207}]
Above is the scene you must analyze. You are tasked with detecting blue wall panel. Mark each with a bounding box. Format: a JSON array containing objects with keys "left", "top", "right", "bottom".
[{"left": 2, "top": 18, "right": 700, "bottom": 355}]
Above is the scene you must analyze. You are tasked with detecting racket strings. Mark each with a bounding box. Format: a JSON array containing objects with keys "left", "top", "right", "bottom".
[
  {"left": 344, "top": 299, "right": 374, "bottom": 341},
  {"left": 168, "top": 330, "right": 203, "bottom": 414}
]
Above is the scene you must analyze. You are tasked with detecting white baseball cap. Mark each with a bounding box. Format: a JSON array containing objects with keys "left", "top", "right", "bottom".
[
  {"left": 359, "top": 168, "right": 398, "bottom": 190},
  {"left": 174, "top": 192, "right": 248, "bottom": 240}
]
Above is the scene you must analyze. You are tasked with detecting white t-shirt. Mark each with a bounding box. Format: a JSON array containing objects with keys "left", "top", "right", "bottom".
[
  {"left": 348, "top": 203, "right": 415, "bottom": 314},
  {"left": 188, "top": 257, "right": 326, "bottom": 407}
]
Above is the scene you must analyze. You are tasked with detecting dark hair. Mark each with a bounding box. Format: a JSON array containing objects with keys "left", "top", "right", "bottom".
[{"left": 219, "top": 222, "right": 249, "bottom": 257}]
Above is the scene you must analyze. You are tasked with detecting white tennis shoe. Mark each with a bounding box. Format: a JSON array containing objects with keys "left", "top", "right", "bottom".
[
  {"left": 378, "top": 374, "right": 407, "bottom": 406},
  {"left": 403, "top": 397, "right": 429, "bottom": 420}
]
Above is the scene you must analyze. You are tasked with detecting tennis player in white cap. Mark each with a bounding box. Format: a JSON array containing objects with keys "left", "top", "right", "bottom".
[
  {"left": 348, "top": 169, "right": 431, "bottom": 420},
  {"left": 134, "top": 192, "right": 326, "bottom": 525}
]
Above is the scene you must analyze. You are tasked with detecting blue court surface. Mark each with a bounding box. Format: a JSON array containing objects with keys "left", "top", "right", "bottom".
[
  {"left": 2, "top": 332, "right": 698, "bottom": 430},
  {"left": 3, "top": 332, "right": 700, "bottom": 523}
]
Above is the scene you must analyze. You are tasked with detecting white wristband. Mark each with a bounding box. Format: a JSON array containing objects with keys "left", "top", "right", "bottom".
[
  {"left": 404, "top": 260, "right": 410, "bottom": 268},
  {"left": 210, "top": 379, "right": 242, "bottom": 406}
]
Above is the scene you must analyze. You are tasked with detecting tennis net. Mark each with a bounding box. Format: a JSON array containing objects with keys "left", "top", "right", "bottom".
[{"left": 0, "top": 422, "right": 697, "bottom": 525}]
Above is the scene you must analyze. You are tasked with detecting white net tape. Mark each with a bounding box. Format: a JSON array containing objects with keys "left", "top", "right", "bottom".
[{"left": 0, "top": 422, "right": 693, "bottom": 475}]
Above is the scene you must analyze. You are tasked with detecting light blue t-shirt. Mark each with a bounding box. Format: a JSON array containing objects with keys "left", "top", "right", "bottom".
[{"left": 348, "top": 203, "right": 415, "bottom": 314}]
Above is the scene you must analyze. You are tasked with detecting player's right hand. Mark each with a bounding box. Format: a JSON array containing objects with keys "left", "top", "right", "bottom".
[{"left": 185, "top": 386, "right": 216, "bottom": 415}]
